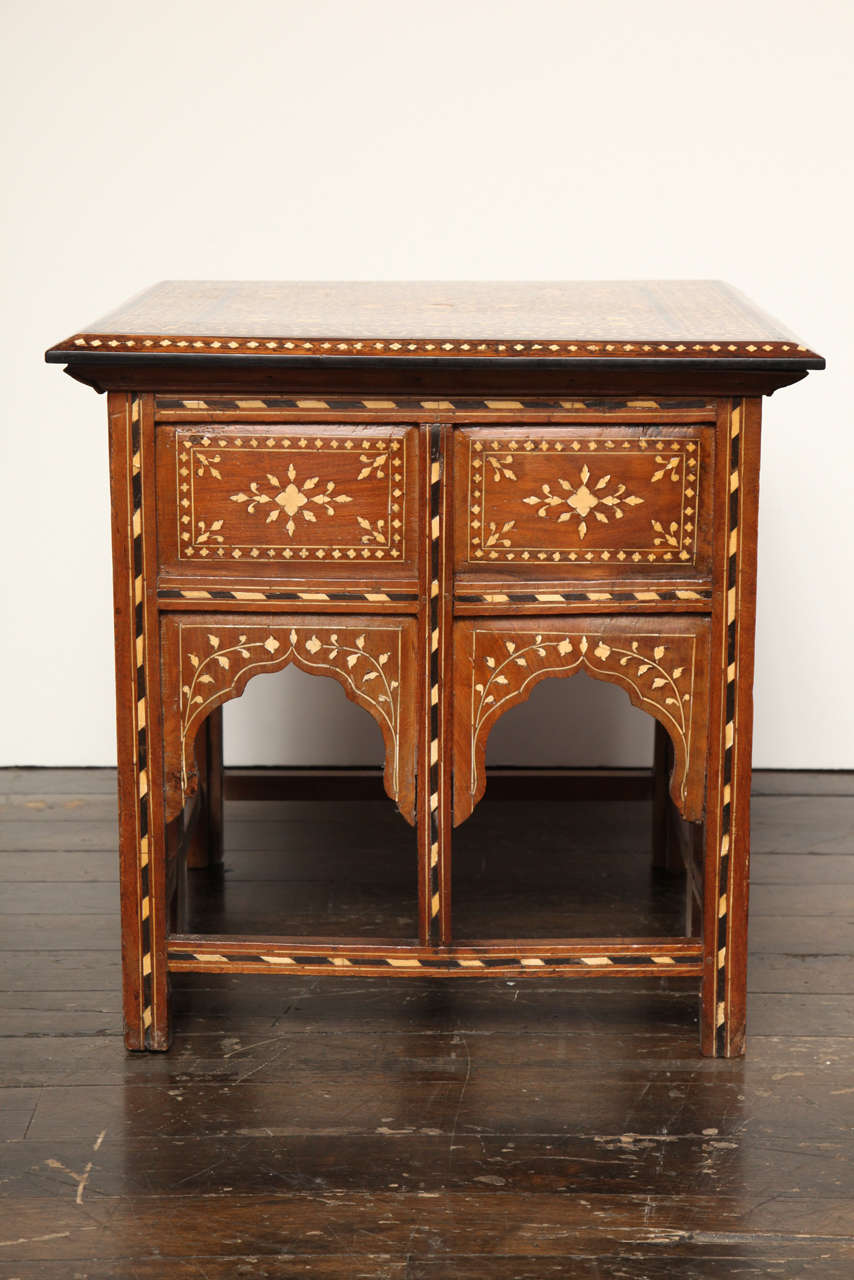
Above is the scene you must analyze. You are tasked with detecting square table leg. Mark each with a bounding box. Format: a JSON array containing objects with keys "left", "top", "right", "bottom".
[
  {"left": 700, "top": 398, "right": 761, "bottom": 1057},
  {"left": 108, "top": 392, "right": 171, "bottom": 1051}
]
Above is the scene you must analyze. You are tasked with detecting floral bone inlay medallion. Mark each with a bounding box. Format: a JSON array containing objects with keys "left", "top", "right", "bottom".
[
  {"left": 177, "top": 623, "right": 405, "bottom": 810},
  {"left": 468, "top": 436, "right": 700, "bottom": 564},
  {"left": 176, "top": 434, "right": 406, "bottom": 561},
  {"left": 229, "top": 463, "right": 354, "bottom": 537},
  {"left": 521, "top": 463, "right": 644, "bottom": 539}
]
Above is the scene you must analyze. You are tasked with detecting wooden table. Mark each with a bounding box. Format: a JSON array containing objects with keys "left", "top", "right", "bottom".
[{"left": 47, "top": 281, "right": 823, "bottom": 1056}]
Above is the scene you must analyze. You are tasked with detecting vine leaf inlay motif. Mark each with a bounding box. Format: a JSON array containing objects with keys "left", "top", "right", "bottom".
[
  {"left": 357, "top": 516, "right": 388, "bottom": 545},
  {"left": 487, "top": 454, "right": 518, "bottom": 482},
  {"left": 195, "top": 452, "right": 222, "bottom": 479},
  {"left": 484, "top": 520, "right": 516, "bottom": 549},
  {"left": 650, "top": 454, "right": 683, "bottom": 483},
  {"left": 468, "top": 629, "right": 696, "bottom": 813},
  {"left": 179, "top": 626, "right": 401, "bottom": 799}
]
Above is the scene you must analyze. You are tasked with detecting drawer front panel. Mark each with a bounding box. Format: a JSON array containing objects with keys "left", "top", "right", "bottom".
[
  {"left": 454, "top": 425, "right": 713, "bottom": 581},
  {"left": 157, "top": 423, "right": 419, "bottom": 583}
]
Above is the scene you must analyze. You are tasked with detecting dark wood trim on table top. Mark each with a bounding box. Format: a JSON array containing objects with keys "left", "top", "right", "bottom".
[
  {"left": 51, "top": 354, "right": 818, "bottom": 398},
  {"left": 46, "top": 280, "right": 823, "bottom": 396}
]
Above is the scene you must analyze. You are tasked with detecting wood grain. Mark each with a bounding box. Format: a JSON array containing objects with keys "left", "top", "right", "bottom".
[
  {"left": 46, "top": 279, "right": 822, "bottom": 358},
  {"left": 47, "top": 283, "right": 824, "bottom": 1059},
  {"left": 454, "top": 423, "right": 714, "bottom": 582}
]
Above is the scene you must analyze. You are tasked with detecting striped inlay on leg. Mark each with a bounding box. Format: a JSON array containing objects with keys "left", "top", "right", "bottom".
[
  {"left": 714, "top": 400, "right": 742, "bottom": 1056},
  {"left": 426, "top": 425, "right": 442, "bottom": 930},
  {"left": 129, "top": 395, "right": 153, "bottom": 1040}
]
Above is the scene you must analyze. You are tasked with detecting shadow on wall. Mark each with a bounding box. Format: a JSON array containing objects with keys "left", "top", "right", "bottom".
[{"left": 223, "top": 664, "right": 652, "bottom": 768}]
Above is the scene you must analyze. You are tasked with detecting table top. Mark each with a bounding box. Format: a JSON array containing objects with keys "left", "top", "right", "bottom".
[{"left": 46, "top": 280, "right": 823, "bottom": 366}]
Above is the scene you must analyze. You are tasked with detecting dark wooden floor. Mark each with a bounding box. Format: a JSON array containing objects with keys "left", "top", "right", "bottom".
[{"left": 1, "top": 769, "right": 854, "bottom": 1278}]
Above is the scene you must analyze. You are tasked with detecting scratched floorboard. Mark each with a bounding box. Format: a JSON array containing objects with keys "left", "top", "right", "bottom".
[{"left": 1, "top": 770, "right": 853, "bottom": 1278}]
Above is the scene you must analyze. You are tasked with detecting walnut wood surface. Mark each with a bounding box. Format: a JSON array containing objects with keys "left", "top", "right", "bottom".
[
  {"left": 47, "top": 279, "right": 821, "bottom": 360},
  {"left": 156, "top": 421, "right": 420, "bottom": 588},
  {"left": 454, "top": 423, "right": 714, "bottom": 583}
]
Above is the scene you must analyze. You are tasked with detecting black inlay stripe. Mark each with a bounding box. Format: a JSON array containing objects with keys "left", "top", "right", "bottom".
[
  {"left": 168, "top": 952, "right": 700, "bottom": 970},
  {"left": 158, "top": 588, "right": 418, "bottom": 602},
  {"left": 716, "top": 399, "right": 742, "bottom": 1056},
  {"left": 428, "top": 425, "right": 442, "bottom": 927},
  {"left": 156, "top": 396, "right": 712, "bottom": 413},
  {"left": 455, "top": 591, "right": 712, "bottom": 604},
  {"left": 130, "top": 396, "right": 153, "bottom": 1039}
]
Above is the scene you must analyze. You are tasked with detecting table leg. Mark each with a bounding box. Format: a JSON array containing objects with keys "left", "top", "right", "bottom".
[
  {"left": 206, "top": 706, "right": 224, "bottom": 867},
  {"left": 652, "top": 720, "right": 681, "bottom": 872},
  {"left": 419, "top": 423, "right": 453, "bottom": 945},
  {"left": 700, "top": 398, "right": 761, "bottom": 1057},
  {"left": 186, "top": 707, "right": 224, "bottom": 870},
  {"left": 109, "top": 392, "right": 170, "bottom": 1051}
]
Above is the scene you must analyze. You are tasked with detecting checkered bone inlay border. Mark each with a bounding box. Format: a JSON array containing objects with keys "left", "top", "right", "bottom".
[
  {"left": 714, "top": 400, "right": 742, "bottom": 1054},
  {"left": 129, "top": 395, "right": 154, "bottom": 1039},
  {"left": 67, "top": 333, "right": 816, "bottom": 358},
  {"left": 426, "top": 424, "right": 442, "bottom": 930},
  {"left": 159, "top": 588, "right": 418, "bottom": 604},
  {"left": 455, "top": 589, "right": 712, "bottom": 606},
  {"left": 167, "top": 949, "right": 703, "bottom": 973},
  {"left": 155, "top": 395, "right": 717, "bottom": 415}
]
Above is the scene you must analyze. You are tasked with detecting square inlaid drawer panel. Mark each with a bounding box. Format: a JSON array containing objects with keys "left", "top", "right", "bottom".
[
  {"left": 454, "top": 424, "right": 714, "bottom": 582},
  {"left": 156, "top": 422, "right": 420, "bottom": 586}
]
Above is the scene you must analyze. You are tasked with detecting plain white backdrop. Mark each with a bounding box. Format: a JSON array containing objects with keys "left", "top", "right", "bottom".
[{"left": 1, "top": 0, "right": 851, "bottom": 769}]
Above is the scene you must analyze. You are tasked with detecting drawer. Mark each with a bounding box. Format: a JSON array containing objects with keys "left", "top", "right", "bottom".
[
  {"left": 453, "top": 424, "right": 714, "bottom": 582},
  {"left": 156, "top": 423, "right": 420, "bottom": 586}
]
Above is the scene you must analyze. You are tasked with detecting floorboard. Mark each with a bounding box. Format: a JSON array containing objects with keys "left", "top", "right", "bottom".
[{"left": 1, "top": 768, "right": 853, "bottom": 1278}]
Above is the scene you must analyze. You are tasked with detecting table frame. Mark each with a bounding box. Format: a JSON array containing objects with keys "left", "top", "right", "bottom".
[{"left": 104, "top": 388, "right": 760, "bottom": 1057}]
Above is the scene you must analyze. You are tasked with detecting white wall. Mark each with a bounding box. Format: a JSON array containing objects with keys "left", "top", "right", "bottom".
[{"left": 1, "top": 0, "right": 851, "bottom": 769}]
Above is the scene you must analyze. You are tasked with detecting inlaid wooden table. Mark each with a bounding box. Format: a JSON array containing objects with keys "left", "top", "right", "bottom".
[{"left": 47, "top": 281, "right": 823, "bottom": 1056}]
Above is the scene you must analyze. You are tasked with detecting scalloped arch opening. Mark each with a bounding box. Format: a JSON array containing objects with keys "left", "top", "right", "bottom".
[
  {"left": 455, "top": 638, "right": 706, "bottom": 829},
  {"left": 223, "top": 662, "right": 385, "bottom": 769},
  {"left": 178, "top": 660, "right": 407, "bottom": 826},
  {"left": 163, "top": 615, "right": 419, "bottom": 828},
  {"left": 485, "top": 669, "right": 654, "bottom": 769}
]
